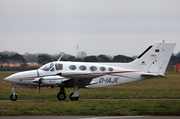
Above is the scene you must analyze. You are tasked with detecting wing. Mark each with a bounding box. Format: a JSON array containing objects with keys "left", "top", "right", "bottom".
[
  {"left": 61, "top": 78, "right": 94, "bottom": 88},
  {"left": 57, "top": 71, "right": 105, "bottom": 88}
]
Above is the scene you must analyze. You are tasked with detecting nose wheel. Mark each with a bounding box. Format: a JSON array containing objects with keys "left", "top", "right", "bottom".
[
  {"left": 10, "top": 86, "right": 18, "bottom": 101},
  {"left": 10, "top": 93, "right": 18, "bottom": 101}
]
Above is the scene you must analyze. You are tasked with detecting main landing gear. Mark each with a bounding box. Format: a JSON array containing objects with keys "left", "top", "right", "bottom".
[
  {"left": 10, "top": 85, "right": 18, "bottom": 101},
  {"left": 9, "top": 85, "right": 79, "bottom": 101},
  {"left": 57, "top": 86, "right": 79, "bottom": 101},
  {"left": 57, "top": 87, "right": 66, "bottom": 100}
]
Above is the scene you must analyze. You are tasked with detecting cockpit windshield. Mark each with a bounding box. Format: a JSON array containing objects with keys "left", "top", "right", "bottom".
[{"left": 39, "top": 63, "right": 54, "bottom": 71}]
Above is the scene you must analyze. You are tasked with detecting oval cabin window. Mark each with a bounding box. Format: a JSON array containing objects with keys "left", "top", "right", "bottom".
[
  {"left": 100, "top": 67, "right": 106, "bottom": 71},
  {"left": 108, "top": 67, "right": 113, "bottom": 71},
  {"left": 69, "top": 65, "right": 77, "bottom": 70},
  {"left": 79, "top": 65, "right": 86, "bottom": 71},
  {"left": 90, "top": 66, "right": 97, "bottom": 71}
]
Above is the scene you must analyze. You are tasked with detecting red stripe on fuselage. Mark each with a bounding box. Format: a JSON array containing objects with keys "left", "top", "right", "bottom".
[
  {"left": 106, "top": 71, "right": 139, "bottom": 74},
  {"left": 65, "top": 71, "right": 139, "bottom": 77},
  {"left": 20, "top": 79, "right": 35, "bottom": 80}
]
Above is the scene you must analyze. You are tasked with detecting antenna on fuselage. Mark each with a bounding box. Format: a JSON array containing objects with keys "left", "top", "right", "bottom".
[
  {"left": 57, "top": 56, "right": 62, "bottom": 61},
  {"left": 77, "top": 44, "right": 78, "bottom": 61}
]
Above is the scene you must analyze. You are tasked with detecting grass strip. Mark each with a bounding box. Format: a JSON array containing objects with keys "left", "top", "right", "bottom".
[{"left": 0, "top": 100, "right": 180, "bottom": 116}]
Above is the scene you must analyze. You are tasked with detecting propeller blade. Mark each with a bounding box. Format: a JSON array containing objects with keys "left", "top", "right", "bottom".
[
  {"left": 38, "top": 78, "right": 42, "bottom": 94},
  {"left": 37, "top": 70, "right": 40, "bottom": 77},
  {"left": 37, "top": 70, "right": 41, "bottom": 93},
  {"left": 39, "top": 83, "right": 40, "bottom": 93}
]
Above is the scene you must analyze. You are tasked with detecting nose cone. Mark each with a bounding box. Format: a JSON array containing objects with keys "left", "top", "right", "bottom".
[
  {"left": 4, "top": 74, "right": 17, "bottom": 82},
  {"left": 4, "top": 76, "right": 12, "bottom": 82},
  {"left": 4, "top": 70, "right": 38, "bottom": 83},
  {"left": 4, "top": 73, "right": 19, "bottom": 83}
]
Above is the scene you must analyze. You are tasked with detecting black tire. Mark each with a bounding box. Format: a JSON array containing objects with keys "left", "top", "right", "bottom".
[
  {"left": 57, "top": 92, "right": 66, "bottom": 100},
  {"left": 69, "top": 93, "right": 79, "bottom": 101},
  {"left": 10, "top": 94, "right": 18, "bottom": 101}
]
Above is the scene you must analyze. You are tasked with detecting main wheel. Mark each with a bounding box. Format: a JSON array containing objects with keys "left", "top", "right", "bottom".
[
  {"left": 10, "top": 93, "right": 18, "bottom": 101},
  {"left": 57, "top": 92, "right": 66, "bottom": 100},
  {"left": 69, "top": 93, "right": 79, "bottom": 101}
]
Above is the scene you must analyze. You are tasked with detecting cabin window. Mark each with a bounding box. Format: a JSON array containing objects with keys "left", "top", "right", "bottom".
[
  {"left": 100, "top": 67, "right": 106, "bottom": 71},
  {"left": 108, "top": 67, "right": 113, "bottom": 71},
  {"left": 90, "top": 66, "right": 97, "bottom": 71},
  {"left": 79, "top": 65, "right": 86, "bottom": 71},
  {"left": 39, "top": 63, "right": 54, "bottom": 71},
  {"left": 69, "top": 65, "right": 77, "bottom": 70},
  {"left": 55, "top": 63, "right": 63, "bottom": 70}
]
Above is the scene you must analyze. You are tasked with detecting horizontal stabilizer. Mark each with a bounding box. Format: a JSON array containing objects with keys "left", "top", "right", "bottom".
[{"left": 141, "top": 73, "right": 166, "bottom": 78}]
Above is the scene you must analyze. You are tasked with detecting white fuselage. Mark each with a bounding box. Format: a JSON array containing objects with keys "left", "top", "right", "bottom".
[{"left": 4, "top": 61, "right": 148, "bottom": 89}]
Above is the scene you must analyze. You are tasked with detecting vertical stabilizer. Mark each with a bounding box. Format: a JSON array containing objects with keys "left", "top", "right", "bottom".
[{"left": 129, "top": 41, "right": 176, "bottom": 75}]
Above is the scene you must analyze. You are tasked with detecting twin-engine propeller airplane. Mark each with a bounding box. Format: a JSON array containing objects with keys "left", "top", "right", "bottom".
[{"left": 4, "top": 41, "right": 176, "bottom": 101}]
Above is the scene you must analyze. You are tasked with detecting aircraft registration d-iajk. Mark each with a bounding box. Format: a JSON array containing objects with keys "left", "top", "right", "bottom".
[{"left": 4, "top": 41, "right": 176, "bottom": 101}]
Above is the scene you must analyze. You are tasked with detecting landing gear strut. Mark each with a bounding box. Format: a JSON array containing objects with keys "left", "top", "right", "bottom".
[
  {"left": 57, "top": 87, "right": 66, "bottom": 100},
  {"left": 69, "top": 93, "right": 79, "bottom": 101},
  {"left": 69, "top": 86, "right": 79, "bottom": 101},
  {"left": 10, "top": 85, "right": 18, "bottom": 101}
]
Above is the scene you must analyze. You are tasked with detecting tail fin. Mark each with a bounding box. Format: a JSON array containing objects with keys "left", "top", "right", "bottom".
[{"left": 129, "top": 41, "right": 176, "bottom": 75}]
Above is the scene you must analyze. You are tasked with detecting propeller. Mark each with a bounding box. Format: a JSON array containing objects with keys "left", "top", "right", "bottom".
[
  {"left": 37, "top": 70, "right": 43, "bottom": 93},
  {"left": 38, "top": 78, "right": 42, "bottom": 93}
]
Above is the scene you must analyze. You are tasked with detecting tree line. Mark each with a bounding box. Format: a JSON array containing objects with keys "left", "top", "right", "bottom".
[
  {"left": 1, "top": 51, "right": 180, "bottom": 68},
  {"left": 0, "top": 53, "right": 26, "bottom": 67}
]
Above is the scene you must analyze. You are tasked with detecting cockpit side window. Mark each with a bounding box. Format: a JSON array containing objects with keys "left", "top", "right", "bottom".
[
  {"left": 55, "top": 63, "right": 63, "bottom": 70},
  {"left": 39, "top": 63, "right": 54, "bottom": 71}
]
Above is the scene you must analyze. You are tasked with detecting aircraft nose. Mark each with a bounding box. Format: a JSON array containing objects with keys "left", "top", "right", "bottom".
[
  {"left": 4, "top": 70, "right": 38, "bottom": 83},
  {"left": 4, "top": 76, "right": 13, "bottom": 82}
]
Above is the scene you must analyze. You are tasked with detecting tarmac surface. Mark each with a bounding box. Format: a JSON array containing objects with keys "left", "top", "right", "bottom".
[
  {"left": 0, "top": 116, "right": 180, "bottom": 119},
  {"left": 1, "top": 99, "right": 180, "bottom": 102}
]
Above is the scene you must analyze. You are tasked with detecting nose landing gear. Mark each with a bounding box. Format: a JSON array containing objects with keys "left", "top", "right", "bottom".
[{"left": 10, "top": 85, "right": 18, "bottom": 101}]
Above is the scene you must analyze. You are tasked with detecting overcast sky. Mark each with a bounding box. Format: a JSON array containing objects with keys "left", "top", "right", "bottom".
[{"left": 0, "top": 0, "right": 180, "bottom": 57}]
